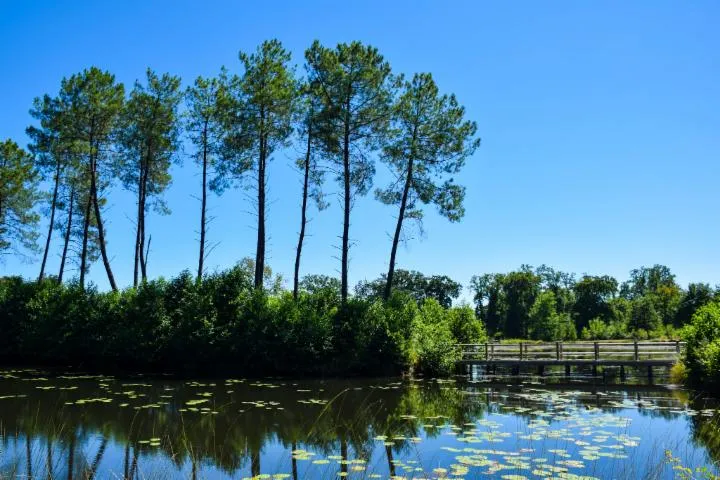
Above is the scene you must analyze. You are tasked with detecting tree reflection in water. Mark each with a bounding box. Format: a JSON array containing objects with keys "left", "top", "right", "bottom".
[{"left": 0, "top": 370, "right": 718, "bottom": 478}]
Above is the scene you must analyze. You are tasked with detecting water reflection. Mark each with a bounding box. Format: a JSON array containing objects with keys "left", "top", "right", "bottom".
[{"left": 0, "top": 368, "right": 718, "bottom": 479}]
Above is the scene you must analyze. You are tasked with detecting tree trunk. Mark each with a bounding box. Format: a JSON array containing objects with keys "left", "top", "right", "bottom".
[
  {"left": 133, "top": 175, "right": 142, "bottom": 288},
  {"left": 340, "top": 436, "right": 348, "bottom": 476},
  {"left": 293, "top": 127, "right": 312, "bottom": 300},
  {"left": 138, "top": 183, "right": 147, "bottom": 282},
  {"left": 46, "top": 439, "right": 53, "bottom": 480},
  {"left": 254, "top": 116, "right": 267, "bottom": 290},
  {"left": 385, "top": 443, "right": 396, "bottom": 477},
  {"left": 79, "top": 180, "right": 93, "bottom": 290},
  {"left": 123, "top": 442, "right": 130, "bottom": 480},
  {"left": 341, "top": 100, "right": 351, "bottom": 303},
  {"left": 0, "top": 195, "right": 3, "bottom": 248},
  {"left": 66, "top": 432, "right": 75, "bottom": 480},
  {"left": 86, "top": 436, "right": 107, "bottom": 480},
  {"left": 90, "top": 153, "right": 118, "bottom": 292},
  {"left": 144, "top": 235, "right": 151, "bottom": 274},
  {"left": 384, "top": 157, "right": 414, "bottom": 300},
  {"left": 38, "top": 160, "right": 61, "bottom": 282},
  {"left": 135, "top": 152, "right": 150, "bottom": 285},
  {"left": 128, "top": 443, "right": 139, "bottom": 480},
  {"left": 133, "top": 163, "right": 143, "bottom": 288},
  {"left": 291, "top": 441, "right": 298, "bottom": 480},
  {"left": 251, "top": 447, "right": 260, "bottom": 477},
  {"left": 58, "top": 185, "right": 75, "bottom": 283},
  {"left": 26, "top": 433, "right": 32, "bottom": 479},
  {"left": 197, "top": 120, "right": 209, "bottom": 283}
]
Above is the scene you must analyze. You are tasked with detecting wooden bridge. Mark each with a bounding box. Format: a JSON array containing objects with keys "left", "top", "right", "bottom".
[{"left": 457, "top": 341, "right": 684, "bottom": 377}]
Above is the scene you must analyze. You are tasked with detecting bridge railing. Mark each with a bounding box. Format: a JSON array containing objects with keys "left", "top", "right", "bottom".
[{"left": 457, "top": 341, "right": 684, "bottom": 362}]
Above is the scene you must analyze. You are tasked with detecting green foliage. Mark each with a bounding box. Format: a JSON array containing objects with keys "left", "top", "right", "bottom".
[
  {"left": 676, "top": 283, "right": 716, "bottom": 327},
  {"left": 0, "top": 140, "right": 41, "bottom": 257},
  {"left": 630, "top": 295, "right": 663, "bottom": 332},
  {"left": 471, "top": 264, "right": 692, "bottom": 342},
  {"left": 376, "top": 73, "right": 479, "bottom": 300},
  {"left": 572, "top": 275, "right": 618, "bottom": 330},
  {"left": 0, "top": 269, "right": 481, "bottom": 377},
  {"left": 305, "top": 40, "right": 397, "bottom": 301},
  {"left": 222, "top": 39, "right": 299, "bottom": 288},
  {"left": 356, "top": 269, "right": 461, "bottom": 308},
  {"left": 118, "top": 69, "right": 182, "bottom": 213},
  {"left": 469, "top": 273, "right": 506, "bottom": 336},
  {"left": 528, "top": 291, "right": 576, "bottom": 341},
  {"left": 377, "top": 72, "right": 479, "bottom": 222},
  {"left": 683, "top": 301, "right": 720, "bottom": 388},
  {"left": 411, "top": 299, "right": 458, "bottom": 376},
  {"left": 216, "top": 40, "right": 298, "bottom": 191},
  {"left": 500, "top": 270, "right": 540, "bottom": 338},
  {"left": 621, "top": 264, "right": 677, "bottom": 299},
  {"left": 448, "top": 304, "right": 487, "bottom": 344},
  {"left": 581, "top": 318, "right": 628, "bottom": 340}
]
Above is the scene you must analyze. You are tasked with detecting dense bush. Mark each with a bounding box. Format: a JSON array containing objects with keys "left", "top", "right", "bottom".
[
  {"left": 528, "top": 291, "right": 576, "bottom": 341},
  {"left": 0, "top": 267, "right": 485, "bottom": 377},
  {"left": 581, "top": 318, "right": 628, "bottom": 340},
  {"left": 683, "top": 301, "right": 720, "bottom": 388}
]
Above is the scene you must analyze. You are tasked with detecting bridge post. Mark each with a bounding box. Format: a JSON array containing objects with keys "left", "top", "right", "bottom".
[
  {"left": 594, "top": 342, "right": 599, "bottom": 360},
  {"left": 634, "top": 341, "right": 639, "bottom": 361},
  {"left": 676, "top": 340, "right": 681, "bottom": 354},
  {"left": 485, "top": 343, "right": 488, "bottom": 360},
  {"left": 519, "top": 342, "right": 523, "bottom": 361},
  {"left": 555, "top": 342, "right": 560, "bottom": 360}
]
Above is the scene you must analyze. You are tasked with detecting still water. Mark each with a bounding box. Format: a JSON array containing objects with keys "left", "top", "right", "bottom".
[{"left": 0, "top": 367, "right": 719, "bottom": 479}]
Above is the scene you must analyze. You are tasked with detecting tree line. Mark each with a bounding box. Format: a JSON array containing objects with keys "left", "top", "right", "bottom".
[
  {"left": 466, "top": 264, "right": 719, "bottom": 341},
  {"left": 0, "top": 39, "right": 479, "bottom": 303}
]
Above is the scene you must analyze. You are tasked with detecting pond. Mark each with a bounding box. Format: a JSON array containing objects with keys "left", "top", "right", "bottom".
[{"left": 0, "top": 368, "right": 719, "bottom": 479}]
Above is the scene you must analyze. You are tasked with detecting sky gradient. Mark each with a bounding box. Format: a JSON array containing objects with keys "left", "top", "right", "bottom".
[{"left": 1, "top": 0, "right": 718, "bottom": 296}]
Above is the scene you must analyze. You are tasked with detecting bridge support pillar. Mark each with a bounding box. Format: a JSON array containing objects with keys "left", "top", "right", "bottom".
[
  {"left": 565, "top": 364, "right": 571, "bottom": 376},
  {"left": 620, "top": 366, "right": 626, "bottom": 380},
  {"left": 648, "top": 366, "right": 653, "bottom": 382},
  {"left": 537, "top": 365, "right": 545, "bottom": 376}
]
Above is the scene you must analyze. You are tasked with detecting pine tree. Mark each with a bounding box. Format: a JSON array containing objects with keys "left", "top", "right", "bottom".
[
  {"left": 305, "top": 40, "right": 397, "bottom": 302},
  {"left": 0, "top": 139, "right": 41, "bottom": 257},
  {"left": 377, "top": 73, "right": 479, "bottom": 299}
]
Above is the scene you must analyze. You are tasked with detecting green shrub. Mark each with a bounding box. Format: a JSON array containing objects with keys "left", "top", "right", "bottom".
[
  {"left": 411, "top": 299, "right": 459, "bottom": 376},
  {"left": 632, "top": 328, "right": 649, "bottom": 340},
  {"left": 448, "top": 304, "right": 487, "bottom": 344},
  {"left": 581, "top": 318, "right": 607, "bottom": 340},
  {"left": 683, "top": 301, "right": 720, "bottom": 387},
  {"left": 529, "top": 292, "right": 575, "bottom": 341},
  {"left": 0, "top": 270, "right": 491, "bottom": 377}
]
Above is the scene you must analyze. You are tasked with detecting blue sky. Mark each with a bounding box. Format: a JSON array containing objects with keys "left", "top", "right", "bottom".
[{"left": 1, "top": 0, "right": 718, "bottom": 296}]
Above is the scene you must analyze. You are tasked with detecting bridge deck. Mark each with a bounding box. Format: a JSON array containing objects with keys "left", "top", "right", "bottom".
[{"left": 457, "top": 341, "right": 683, "bottom": 368}]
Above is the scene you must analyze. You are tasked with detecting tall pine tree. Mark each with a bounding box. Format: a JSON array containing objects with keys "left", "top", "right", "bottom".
[
  {"left": 305, "top": 40, "right": 397, "bottom": 302},
  {"left": 118, "top": 69, "right": 182, "bottom": 286},
  {"left": 377, "top": 73, "right": 479, "bottom": 299}
]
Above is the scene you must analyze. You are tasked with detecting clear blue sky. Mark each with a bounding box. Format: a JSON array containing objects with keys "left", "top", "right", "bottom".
[{"left": 1, "top": 0, "right": 719, "bottom": 295}]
